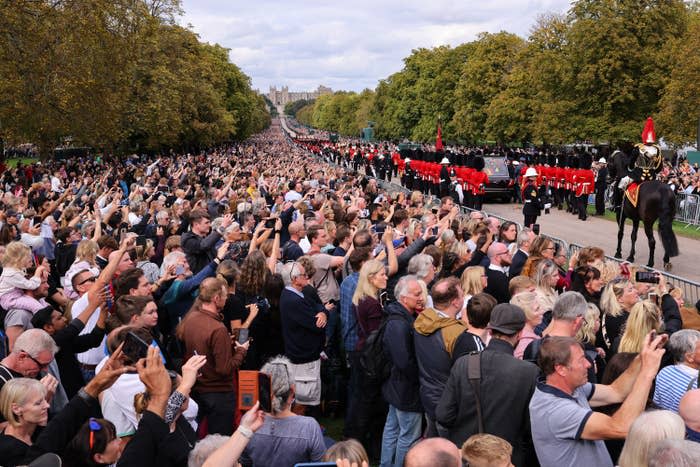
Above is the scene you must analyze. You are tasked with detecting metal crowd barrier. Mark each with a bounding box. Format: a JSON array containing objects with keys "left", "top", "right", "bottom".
[{"left": 675, "top": 192, "right": 700, "bottom": 229}]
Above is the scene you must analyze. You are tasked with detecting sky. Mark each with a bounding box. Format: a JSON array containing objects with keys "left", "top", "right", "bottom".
[{"left": 180, "top": 0, "right": 574, "bottom": 94}]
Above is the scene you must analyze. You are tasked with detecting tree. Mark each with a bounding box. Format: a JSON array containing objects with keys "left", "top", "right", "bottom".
[
  {"left": 657, "top": 10, "right": 700, "bottom": 143},
  {"left": 451, "top": 32, "right": 526, "bottom": 143}
]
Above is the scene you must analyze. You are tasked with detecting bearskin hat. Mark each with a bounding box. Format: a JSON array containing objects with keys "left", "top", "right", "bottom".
[{"left": 473, "top": 156, "right": 485, "bottom": 171}]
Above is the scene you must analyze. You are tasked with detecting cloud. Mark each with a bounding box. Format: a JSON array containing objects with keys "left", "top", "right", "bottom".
[{"left": 180, "top": 0, "right": 573, "bottom": 93}]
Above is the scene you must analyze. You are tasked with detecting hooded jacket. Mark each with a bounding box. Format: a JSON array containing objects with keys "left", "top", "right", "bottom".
[{"left": 413, "top": 307, "right": 471, "bottom": 418}]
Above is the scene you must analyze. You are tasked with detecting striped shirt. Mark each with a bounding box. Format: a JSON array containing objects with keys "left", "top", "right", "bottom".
[
  {"left": 340, "top": 272, "right": 360, "bottom": 352},
  {"left": 653, "top": 364, "right": 699, "bottom": 412}
]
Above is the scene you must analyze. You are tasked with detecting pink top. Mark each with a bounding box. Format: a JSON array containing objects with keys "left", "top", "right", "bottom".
[{"left": 514, "top": 327, "right": 541, "bottom": 359}]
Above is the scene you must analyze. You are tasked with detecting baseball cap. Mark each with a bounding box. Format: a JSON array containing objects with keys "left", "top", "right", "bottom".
[{"left": 488, "top": 304, "right": 526, "bottom": 335}]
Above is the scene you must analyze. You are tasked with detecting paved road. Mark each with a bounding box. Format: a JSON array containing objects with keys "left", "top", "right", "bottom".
[{"left": 482, "top": 202, "right": 700, "bottom": 283}]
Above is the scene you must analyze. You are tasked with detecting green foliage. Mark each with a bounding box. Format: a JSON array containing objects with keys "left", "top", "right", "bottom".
[
  {"left": 658, "top": 9, "right": 700, "bottom": 143},
  {"left": 0, "top": 0, "right": 268, "bottom": 158},
  {"left": 284, "top": 99, "right": 315, "bottom": 117},
  {"left": 298, "top": 91, "right": 375, "bottom": 137}
]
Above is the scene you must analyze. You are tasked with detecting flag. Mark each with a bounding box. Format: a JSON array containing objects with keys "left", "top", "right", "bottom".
[{"left": 436, "top": 123, "right": 443, "bottom": 152}]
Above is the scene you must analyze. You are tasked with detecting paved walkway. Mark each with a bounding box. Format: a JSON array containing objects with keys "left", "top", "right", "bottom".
[{"left": 482, "top": 202, "right": 700, "bottom": 283}]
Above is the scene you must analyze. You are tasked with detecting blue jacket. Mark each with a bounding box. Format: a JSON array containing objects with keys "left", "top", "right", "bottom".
[{"left": 382, "top": 301, "right": 422, "bottom": 413}]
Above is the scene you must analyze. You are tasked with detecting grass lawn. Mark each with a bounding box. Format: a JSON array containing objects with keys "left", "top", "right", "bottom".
[
  {"left": 586, "top": 204, "right": 700, "bottom": 241},
  {"left": 5, "top": 157, "right": 39, "bottom": 167}
]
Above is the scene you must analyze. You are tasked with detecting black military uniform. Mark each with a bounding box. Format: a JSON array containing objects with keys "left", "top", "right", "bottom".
[
  {"left": 595, "top": 160, "right": 608, "bottom": 215},
  {"left": 522, "top": 177, "right": 541, "bottom": 228}
]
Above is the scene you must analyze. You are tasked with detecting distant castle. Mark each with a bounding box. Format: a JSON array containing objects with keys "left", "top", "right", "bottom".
[{"left": 268, "top": 85, "right": 332, "bottom": 106}]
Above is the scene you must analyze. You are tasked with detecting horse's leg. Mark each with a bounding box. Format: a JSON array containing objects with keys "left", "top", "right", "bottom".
[
  {"left": 615, "top": 209, "right": 625, "bottom": 259},
  {"left": 627, "top": 218, "right": 639, "bottom": 263},
  {"left": 643, "top": 219, "right": 655, "bottom": 268}
]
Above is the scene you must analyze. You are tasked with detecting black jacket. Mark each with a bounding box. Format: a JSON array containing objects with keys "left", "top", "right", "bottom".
[
  {"left": 51, "top": 319, "right": 105, "bottom": 398},
  {"left": 181, "top": 230, "right": 222, "bottom": 274},
  {"left": 435, "top": 339, "right": 539, "bottom": 467},
  {"left": 484, "top": 267, "right": 511, "bottom": 304},
  {"left": 382, "top": 301, "right": 422, "bottom": 413},
  {"left": 509, "top": 250, "right": 528, "bottom": 279},
  {"left": 661, "top": 293, "right": 682, "bottom": 335}
]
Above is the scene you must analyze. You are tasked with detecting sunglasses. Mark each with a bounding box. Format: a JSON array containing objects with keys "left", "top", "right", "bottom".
[
  {"left": 22, "top": 351, "right": 50, "bottom": 370},
  {"left": 78, "top": 276, "right": 96, "bottom": 286}
]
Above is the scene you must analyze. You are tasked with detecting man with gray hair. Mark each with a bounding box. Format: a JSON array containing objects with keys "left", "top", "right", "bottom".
[
  {"left": 509, "top": 227, "right": 535, "bottom": 279},
  {"left": 653, "top": 329, "right": 700, "bottom": 412},
  {"left": 380, "top": 275, "right": 426, "bottom": 467},
  {"left": 0, "top": 329, "right": 61, "bottom": 423},
  {"left": 522, "top": 291, "right": 588, "bottom": 365},
  {"left": 279, "top": 261, "right": 327, "bottom": 410}
]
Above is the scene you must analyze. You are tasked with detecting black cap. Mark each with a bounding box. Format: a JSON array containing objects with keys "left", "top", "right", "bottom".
[{"left": 487, "top": 304, "right": 526, "bottom": 335}]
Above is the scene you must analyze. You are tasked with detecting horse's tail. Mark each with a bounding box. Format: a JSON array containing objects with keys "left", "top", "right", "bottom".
[{"left": 659, "top": 186, "right": 679, "bottom": 258}]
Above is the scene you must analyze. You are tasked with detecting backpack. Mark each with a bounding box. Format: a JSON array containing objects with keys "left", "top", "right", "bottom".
[{"left": 359, "top": 314, "right": 402, "bottom": 383}]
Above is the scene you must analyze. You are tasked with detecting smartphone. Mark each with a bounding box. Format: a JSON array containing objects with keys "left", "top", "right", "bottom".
[
  {"left": 264, "top": 218, "right": 275, "bottom": 229},
  {"left": 258, "top": 372, "right": 272, "bottom": 413},
  {"left": 326, "top": 192, "right": 332, "bottom": 200},
  {"left": 636, "top": 271, "right": 660, "bottom": 284},
  {"left": 237, "top": 328, "right": 250, "bottom": 345},
  {"left": 33, "top": 216, "right": 42, "bottom": 226},
  {"left": 122, "top": 331, "right": 150, "bottom": 363},
  {"left": 238, "top": 370, "right": 273, "bottom": 413},
  {"left": 175, "top": 265, "right": 185, "bottom": 276},
  {"left": 431, "top": 226, "right": 439, "bottom": 236},
  {"left": 532, "top": 224, "right": 540, "bottom": 235}
]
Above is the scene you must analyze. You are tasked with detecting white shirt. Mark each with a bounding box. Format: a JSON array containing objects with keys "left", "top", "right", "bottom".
[
  {"left": 73, "top": 293, "right": 106, "bottom": 365},
  {"left": 284, "top": 190, "right": 302, "bottom": 202}
]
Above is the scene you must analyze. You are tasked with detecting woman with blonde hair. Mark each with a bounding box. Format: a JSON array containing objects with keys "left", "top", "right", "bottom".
[
  {"left": 533, "top": 259, "right": 559, "bottom": 314},
  {"left": 0, "top": 378, "right": 49, "bottom": 464},
  {"left": 616, "top": 300, "right": 662, "bottom": 354},
  {"left": 618, "top": 410, "right": 686, "bottom": 467},
  {"left": 511, "top": 292, "right": 544, "bottom": 359},
  {"left": 460, "top": 266, "right": 486, "bottom": 307},
  {"left": 353, "top": 259, "right": 387, "bottom": 350},
  {"left": 577, "top": 303, "right": 606, "bottom": 378},
  {"left": 598, "top": 278, "right": 640, "bottom": 354}
]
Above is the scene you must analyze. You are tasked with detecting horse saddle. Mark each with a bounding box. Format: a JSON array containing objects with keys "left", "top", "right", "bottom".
[{"left": 625, "top": 182, "right": 641, "bottom": 208}]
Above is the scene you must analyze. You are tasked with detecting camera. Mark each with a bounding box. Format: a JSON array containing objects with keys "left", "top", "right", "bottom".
[{"left": 635, "top": 271, "right": 660, "bottom": 284}]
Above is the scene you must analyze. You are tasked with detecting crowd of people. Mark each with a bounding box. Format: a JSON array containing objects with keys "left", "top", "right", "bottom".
[{"left": 0, "top": 119, "right": 700, "bottom": 467}]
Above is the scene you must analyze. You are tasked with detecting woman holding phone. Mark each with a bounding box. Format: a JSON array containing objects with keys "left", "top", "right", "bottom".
[{"left": 239, "top": 356, "right": 325, "bottom": 466}]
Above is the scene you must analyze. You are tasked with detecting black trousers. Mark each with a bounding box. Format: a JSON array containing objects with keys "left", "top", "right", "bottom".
[
  {"left": 577, "top": 195, "right": 588, "bottom": 220},
  {"left": 193, "top": 390, "right": 236, "bottom": 436},
  {"left": 595, "top": 188, "right": 605, "bottom": 214},
  {"left": 524, "top": 214, "right": 537, "bottom": 228}
]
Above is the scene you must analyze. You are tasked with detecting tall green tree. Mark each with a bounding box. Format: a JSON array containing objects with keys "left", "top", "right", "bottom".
[{"left": 451, "top": 32, "right": 526, "bottom": 143}]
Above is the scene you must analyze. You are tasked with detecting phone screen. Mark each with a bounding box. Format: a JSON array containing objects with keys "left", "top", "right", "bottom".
[
  {"left": 532, "top": 224, "right": 540, "bottom": 235},
  {"left": 237, "top": 328, "right": 250, "bottom": 345},
  {"left": 258, "top": 373, "right": 272, "bottom": 413},
  {"left": 122, "top": 331, "right": 150, "bottom": 363}
]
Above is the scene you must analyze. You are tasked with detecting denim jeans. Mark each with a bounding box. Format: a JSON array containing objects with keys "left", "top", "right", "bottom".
[{"left": 380, "top": 405, "right": 422, "bottom": 467}]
